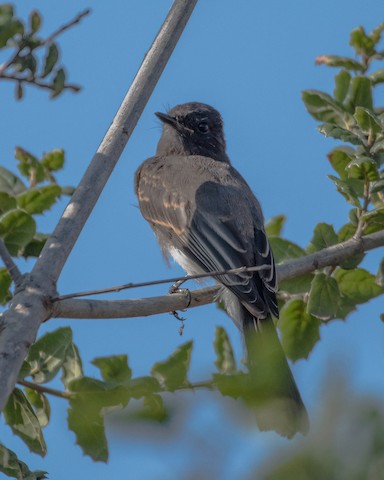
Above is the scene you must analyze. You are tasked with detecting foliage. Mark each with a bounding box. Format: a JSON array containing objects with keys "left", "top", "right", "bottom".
[{"left": 1, "top": 12, "right": 384, "bottom": 479}]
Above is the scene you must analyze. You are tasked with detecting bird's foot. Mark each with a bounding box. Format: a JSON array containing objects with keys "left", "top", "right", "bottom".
[{"left": 169, "top": 279, "right": 191, "bottom": 336}]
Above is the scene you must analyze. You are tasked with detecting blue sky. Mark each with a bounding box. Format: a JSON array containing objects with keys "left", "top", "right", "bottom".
[{"left": 1, "top": 1, "right": 384, "bottom": 478}]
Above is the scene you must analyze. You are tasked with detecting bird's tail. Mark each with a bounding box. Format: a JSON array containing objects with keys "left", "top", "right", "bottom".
[{"left": 241, "top": 308, "right": 309, "bottom": 438}]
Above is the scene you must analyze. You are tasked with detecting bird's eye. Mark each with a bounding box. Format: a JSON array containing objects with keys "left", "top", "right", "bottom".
[{"left": 197, "top": 122, "right": 209, "bottom": 133}]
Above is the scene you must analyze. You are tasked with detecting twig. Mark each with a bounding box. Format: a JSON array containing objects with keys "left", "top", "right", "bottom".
[
  {"left": 18, "top": 379, "right": 72, "bottom": 400},
  {"left": 46, "top": 9, "right": 91, "bottom": 43},
  {"left": 53, "top": 265, "right": 270, "bottom": 301},
  {"left": 53, "top": 230, "right": 384, "bottom": 320},
  {"left": 0, "top": 73, "right": 81, "bottom": 92},
  {"left": 0, "top": 239, "right": 23, "bottom": 285}
]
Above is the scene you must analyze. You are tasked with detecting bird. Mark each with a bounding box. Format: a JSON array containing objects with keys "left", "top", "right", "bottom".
[{"left": 134, "top": 102, "right": 309, "bottom": 437}]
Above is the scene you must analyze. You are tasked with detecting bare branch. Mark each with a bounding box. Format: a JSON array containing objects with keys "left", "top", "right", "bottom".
[
  {"left": 46, "top": 9, "right": 91, "bottom": 43},
  {"left": 53, "top": 230, "right": 384, "bottom": 320},
  {"left": 0, "top": 73, "right": 81, "bottom": 93},
  {"left": 0, "top": 239, "right": 23, "bottom": 285},
  {"left": 18, "top": 379, "right": 72, "bottom": 400},
  {"left": 32, "top": 0, "right": 198, "bottom": 284}
]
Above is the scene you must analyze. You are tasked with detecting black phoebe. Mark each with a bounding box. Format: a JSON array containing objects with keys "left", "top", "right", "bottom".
[{"left": 135, "top": 102, "right": 309, "bottom": 437}]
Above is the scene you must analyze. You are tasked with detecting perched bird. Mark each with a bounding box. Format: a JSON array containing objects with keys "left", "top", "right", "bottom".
[{"left": 135, "top": 102, "right": 309, "bottom": 437}]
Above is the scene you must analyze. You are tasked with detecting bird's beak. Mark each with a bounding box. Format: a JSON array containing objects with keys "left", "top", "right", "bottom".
[{"left": 155, "top": 111, "right": 177, "bottom": 127}]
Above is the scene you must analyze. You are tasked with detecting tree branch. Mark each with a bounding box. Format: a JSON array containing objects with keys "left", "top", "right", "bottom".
[
  {"left": 53, "top": 230, "right": 384, "bottom": 319},
  {"left": 18, "top": 379, "right": 72, "bottom": 400},
  {"left": 32, "top": 0, "right": 198, "bottom": 284},
  {"left": 0, "top": 239, "right": 23, "bottom": 285},
  {"left": 0, "top": 0, "right": 198, "bottom": 413},
  {"left": 0, "top": 73, "right": 81, "bottom": 93}
]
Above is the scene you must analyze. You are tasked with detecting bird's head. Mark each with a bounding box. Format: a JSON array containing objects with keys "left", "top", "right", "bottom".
[{"left": 155, "top": 102, "right": 230, "bottom": 163}]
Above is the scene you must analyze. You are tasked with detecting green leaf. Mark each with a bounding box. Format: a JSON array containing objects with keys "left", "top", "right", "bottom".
[
  {"left": 92, "top": 355, "right": 132, "bottom": 384},
  {"left": 315, "top": 55, "right": 364, "bottom": 72},
  {"left": 362, "top": 208, "right": 384, "bottom": 234},
  {"left": 0, "top": 191, "right": 16, "bottom": 215},
  {"left": 61, "top": 342, "right": 83, "bottom": 389},
  {"left": 369, "top": 68, "right": 384, "bottom": 85},
  {"left": 343, "top": 76, "right": 373, "bottom": 112},
  {"left": 16, "top": 82, "right": 23, "bottom": 100},
  {"left": 0, "top": 267, "right": 12, "bottom": 305},
  {"left": 279, "top": 300, "right": 320, "bottom": 362},
  {"left": 4, "top": 388, "right": 47, "bottom": 456},
  {"left": 25, "top": 327, "right": 73, "bottom": 384},
  {"left": 16, "top": 185, "right": 61, "bottom": 215},
  {"left": 265, "top": 214, "right": 286, "bottom": 237},
  {"left": 279, "top": 274, "right": 314, "bottom": 295},
  {"left": 0, "top": 209, "right": 36, "bottom": 256},
  {"left": 307, "top": 222, "right": 338, "bottom": 253},
  {"left": 41, "top": 148, "right": 64, "bottom": 171},
  {"left": 334, "top": 70, "right": 352, "bottom": 103},
  {"left": 130, "top": 394, "right": 168, "bottom": 422},
  {"left": 126, "top": 376, "right": 161, "bottom": 398},
  {"left": 0, "top": 5, "right": 24, "bottom": 48},
  {"left": 318, "top": 124, "right": 363, "bottom": 145},
  {"left": 307, "top": 274, "right": 341, "bottom": 320},
  {"left": 213, "top": 326, "right": 236, "bottom": 374},
  {"left": 350, "top": 26, "right": 375, "bottom": 56},
  {"left": 21, "top": 233, "right": 48, "bottom": 258},
  {"left": 377, "top": 258, "right": 384, "bottom": 287},
  {"left": 29, "top": 10, "right": 41, "bottom": 33},
  {"left": 371, "top": 178, "right": 384, "bottom": 194},
  {"left": 327, "top": 147, "right": 354, "bottom": 179},
  {"left": 0, "top": 444, "right": 47, "bottom": 480},
  {"left": 269, "top": 237, "right": 306, "bottom": 263},
  {"left": 0, "top": 167, "right": 26, "bottom": 195},
  {"left": 334, "top": 268, "right": 384, "bottom": 304},
  {"left": 354, "top": 107, "right": 382, "bottom": 137},
  {"left": 302, "top": 90, "right": 346, "bottom": 124},
  {"left": 347, "top": 155, "right": 379, "bottom": 181},
  {"left": 328, "top": 175, "right": 363, "bottom": 207},
  {"left": 14, "top": 147, "right": 45, "bottom": 184},
  {"left": 51, "top": 68, "right": 66, "bottom": 98},
  {"left": 42, "top": 43, "right": 59, "bottom": 78},
  {"left": 25, "top": 389, "right": 50, "bottom": 428},
  {"left": 151, "top": 341, "right": 193, "bottom": 391}
]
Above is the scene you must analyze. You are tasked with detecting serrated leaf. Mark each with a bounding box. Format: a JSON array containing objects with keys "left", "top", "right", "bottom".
[
  {"left": 15, "top": 147, "right": 45, "bottom": 184},
  {"left": 61, "top": 343, "right": 83, "bottom": 389},
  {"left": 279, "top": 274, "right": 314, "bottom": 295},
  {"left": 41, "top": 148, "right": 64, "bottom": 171},
  {"left": 16, "top": 185, "right": 61, "bottom": 215},
  {"left": 4, "top": 388, "right": 47, "bottom": 456},
  {"left": 319, "top": 124, "right": 363, "bottom": 145},
  {"left": 0, "top": 209, "right": 36, "bottom": 256},
  {"left": 315, "top": 55, "right": 364, "bottom": 72},
  {"left": 343, "top": 76, "right": 373, "bottom": 112},
  {"left": 131, "top": 394, "right": 168, "bottom": 422},
  {"left": 42, "top": 43, "right": 59, "bottom": 78},
  {"left": 126, "top": 376, "right": 161, "bottom": 398},
  {"left": 269, "top": 237, "right": 305, "bottom": 264},
  {"left": 0, "top": 267, "right": 12, "bottom": 305},
  {"left": 369, "top": 68, "right": 384, "bottom": 85},
  {"left": 92, "top": 355, "right": 132, "bottom": 384},
  {"left": 307, "top": 274, "right": 341, "bottom": 320},
  {"left": 327, "top": 147, "right": 354, "bottom": 179},
  {"left": 26, "top": 327, "right": 73, "bottom": 384},
  {"left": 0, "top": 444, "right": 47, "bottom": 480},
  {"left": 51, "top": 68, "right": 66, "bottom": 98},
  {"left": 265, "top": 214, "right": 286, "bottom": 237},
  {"left": 151, "top": 341, "right": 193, "bottom": 391},
  {"left": 307, "top": 223, "right": 338, "bottom": 253},
  {"left": 29, "top": 10, "right": 41, "bottom": 33},
  {"left": 328, "top": 175, "right": 363, "bottom": 207},
  {"left": 334, "top": 70, "right": 352, "bottom": 103},
  {"left": 334, "top": 268, "right": 384, "bottom": 304},
  {"left": 279, "top": 300, "right": 320, "bottom": 361},
  {"left": 0, "top": 166, "right": 26, "bottom": 195},
  {"left": 350, "top": 26, "right": 375, "bottom": 56},
  {"left": 302, "top": 90, "right": 346, "bottom": 124},
  {"left": 25, "top": 389, "right": 50, "bottom": 428},
  {"left": 213, "top": 326, "right": 236, "bottom": 374},
  {"left": 21, "top": 233, "right": 48, "bottom": 258}
]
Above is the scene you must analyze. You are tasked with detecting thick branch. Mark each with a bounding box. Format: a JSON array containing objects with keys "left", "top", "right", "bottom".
[
  {"left": 32, "top": 0, "right": 198, "bottom": 284},
  {"left": 53, "top": 230, "right": 384, "bottom": 319},
  {"left": 0, "top": 239, "right": 23, "bottom": 285}
]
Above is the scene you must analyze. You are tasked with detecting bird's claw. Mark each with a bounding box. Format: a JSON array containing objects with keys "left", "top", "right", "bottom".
[{"left": 169, "top": 281, "right": 191, "bottom": 336}]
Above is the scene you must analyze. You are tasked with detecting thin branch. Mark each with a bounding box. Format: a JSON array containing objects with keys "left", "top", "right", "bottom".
[
  {"left": 53, "top": 230, "right": 384, "bottom": 320},
  {"left": 54, "top": 265, "right": 270, "bottom": 301},
  {"left": 0, "top": 239, "right": 23, "bottom": 285},
  {"left": 32, "top": 0, "right": 198, "bottom": 284},
  {"left": 46, "top": 9, "right": 91, "bottom": 43},
  {"left": 18, "top": 379, "right": 72, "bottom": 399},
  {"left": 0, "top": 73, "right": 81, "bottom": 92}
]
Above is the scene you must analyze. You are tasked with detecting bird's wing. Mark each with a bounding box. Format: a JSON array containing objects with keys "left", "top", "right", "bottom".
[{"left": 135, "top": 157, "right": 278, "bottom": 318}]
